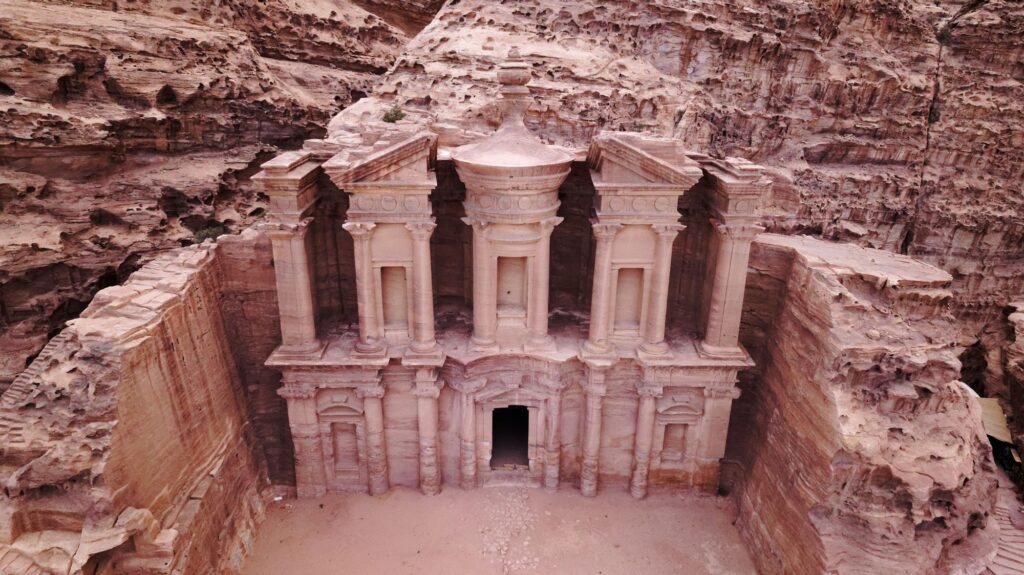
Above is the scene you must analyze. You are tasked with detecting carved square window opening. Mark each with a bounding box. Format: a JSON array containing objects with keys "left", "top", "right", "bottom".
[
  {"left": 661, "top": 423, "right": 687, "bottom": 464},
  {"left": 496, "top": 256, "right": 528, "bottom": 325},
  {"left": 332, "top": 423, "right": 359, "bottom": 471},
  {"left": 374, "top": 263, "right": 414, "bottom": 340}
]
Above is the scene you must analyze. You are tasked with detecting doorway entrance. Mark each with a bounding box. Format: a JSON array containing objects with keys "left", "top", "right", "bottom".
[{"left": 491, "top": 405, "right": 529, "bottom": 469}]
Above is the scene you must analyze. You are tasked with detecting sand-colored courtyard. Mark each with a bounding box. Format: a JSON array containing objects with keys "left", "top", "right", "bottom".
[{"left": 242, "top": 486, "right": 757, "bottom": 575}]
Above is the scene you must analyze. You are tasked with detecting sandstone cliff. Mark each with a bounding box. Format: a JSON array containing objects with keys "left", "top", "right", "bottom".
[
  {"left": 736, "top": 234, "right": 997, "bottom": 574},
  {"left": 320, "top": 0, "right": 1023, "bottom": 406},
  {"left": 0, "top": 0, "right": 409, "bottom": 386},
  {"left": 0, "top": 243, "right": 265, "bottom": 574}
]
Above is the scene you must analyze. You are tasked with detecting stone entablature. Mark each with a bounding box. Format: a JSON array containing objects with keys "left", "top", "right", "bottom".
[{"left": 257, "top": 52, "right": 772, "bottom": 501}]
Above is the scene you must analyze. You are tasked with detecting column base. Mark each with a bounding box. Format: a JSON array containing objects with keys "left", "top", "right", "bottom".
[
  {"left": 274, "top": 339, "right": 327, "bottom": 360},
  {"left": 353, "top": 339, "right": 387, "bottom": 359},
  {"left": 581, "top": 339, "right": 614, "bottom": 357},
  {"left": 470, "top": 336, "right": 499, "bottom": 354},
  {"left": 630, "top": 464, "right": 649, "bottom": 499},
  {"left": 403, "top": 344, "right": 445, "bottom": 366},
  {"left": 637, "top": 340, "right": 670, "bottom": 357},
  {"left": 524, "top": 334, "right": 555, "bottom": 353},
  {"left": 636, "top": 344, "right": 674, "bottom": 364},
  {"left": 696, "top": 340, "right": 746, "bottom": 360}
]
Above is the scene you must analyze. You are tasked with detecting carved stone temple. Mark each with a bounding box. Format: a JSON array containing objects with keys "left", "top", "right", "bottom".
[{"left": 257, "top": 52, "right": 771, "bottom": 499}]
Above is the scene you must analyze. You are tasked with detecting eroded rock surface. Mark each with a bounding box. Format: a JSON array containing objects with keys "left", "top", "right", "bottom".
[
  {"left": 735, "top": 234, "right": 997, "bottom": 574},
  {"left": 0, "top": 0, "right": 411, "bottom": 386},
  {"left": 325, "top": 0, "right": 1024, "bottom": 402},
  {"left": 0, "top": 244, "right": 265, "bottom": 574}
]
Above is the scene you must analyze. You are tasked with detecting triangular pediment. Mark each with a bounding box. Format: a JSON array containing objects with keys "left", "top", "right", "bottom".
[
  {"left": 323, "top": 131, "right": 437, "bottom": 186},
  {"left": 588, "top": 131, "right": 703, "bottom": 188}
]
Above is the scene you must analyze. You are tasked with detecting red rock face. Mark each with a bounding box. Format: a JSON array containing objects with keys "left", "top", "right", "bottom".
[
  {"left": 344, "top": 0, "right": 1023, "bottom": 401},
  {"left": 0, "top": 0, "right": 410, "bottom": 386},
  {"left": 737, "top": 236, "right": 997, "bottom": 574}
]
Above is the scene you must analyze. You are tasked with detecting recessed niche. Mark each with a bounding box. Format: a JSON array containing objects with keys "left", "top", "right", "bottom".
[
  {"left": 662, "top": 423, "right": 687, "bottom": 463},
  {"left": 614, "top": 267, "right": 644, "bottom": 333},
  {"left": 496, "top": 256, "right": 528, "bottom": 324},
  {"left": 333, "top": 423, "right": 358, "bottom": 471},
  {"left": 381, "top": 266, "right": 409, "bottom": 332}
]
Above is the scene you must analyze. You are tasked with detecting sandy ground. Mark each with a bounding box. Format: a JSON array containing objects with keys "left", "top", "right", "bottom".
[{"left": 242, "top": 486, "right": 757, "bottom": 575}]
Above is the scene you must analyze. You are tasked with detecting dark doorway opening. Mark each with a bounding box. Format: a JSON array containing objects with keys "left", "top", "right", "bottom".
[{"left": 491, "top": 405, "right": 529, "bottom": 469}]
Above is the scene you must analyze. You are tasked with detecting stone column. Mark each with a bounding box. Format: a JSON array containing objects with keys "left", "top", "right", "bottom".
[
  {"left": 343, "top": 222, "right": 385, "bottom": 355},
  {"left": 693, "top": 386, "right": 741, "bottom": 491},
  {"left": 357, "top": 385, "right": 389, "bottom": 495},
  {"left": 527, "top": 217, "right": 563, "bottom": 350},
  {"left": 279, "top": 386, "right": 327, "bottom": 498},
  {"left": 699, "top": 221, "right": 763, "bottom": 358},
  {"left": 406, "top": 220, "right": 439, "bottom": 355},
  {"left": 413, "top": 369, "right": 442, "bottom": 495},
  {"left": 639, "top": 223, "right": 684, "bottom": 356},
  {"left": 267, "top": 220, "right": 321, "bottom": 353},
  {"left": 465, "top": 218, "right": 498, "bottom": 352},
  {"left": 457, "top": 378, "right": 486, "bottom": 489},
  {"left": 544, "top": 390, "right": 562, "bottom": 491},
  {"left": 583, "top": 222, "right": 622, "bottom": 355},
  {"left": 580, "top": 369, "right": 608, "bottom": 497},
  {"left": 630, "top": 385, "right": 663, "bottom": 499}
]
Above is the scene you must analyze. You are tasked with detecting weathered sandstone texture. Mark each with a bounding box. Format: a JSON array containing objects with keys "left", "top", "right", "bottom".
[
  {"left": 733, "top": 234, "right": 997, "bottom": 574},
  {"left": 326, "top": 0, "right": 1024, "bottom": 405},
  {"left": 0, "top": 0, "right": 410, "bottom": 387},
  {"left": 0, "top": 243, "right": 266, "bottom": 574}
]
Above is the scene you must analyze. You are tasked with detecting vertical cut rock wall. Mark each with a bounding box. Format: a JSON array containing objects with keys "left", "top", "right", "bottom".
[
  {"left": 733, "top": 235, "right": 997, "bottom": 574},
  {"left": 0, "top": 244, "right": 265, "bottom": 574}
]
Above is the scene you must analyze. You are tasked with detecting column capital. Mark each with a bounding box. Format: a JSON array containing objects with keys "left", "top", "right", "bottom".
[
  {"left": 651, "top": 222, "right": 685, "bottom": 239},
  {"left": 342, "top": 221, "right": 377, "bottom": 239},
  {"left": 278, "top": 385, "right": 317, "bottom": 399},
  {"left": 704, "top": 386, "right": 741, "bottom": 400},
  {"left": 636, "top": 385, "right": 664, "bottom": 398},
  {"left": 461, "top": 216, "right": 491, "bottom": 233},
  {"left": 289, "top": 424, "right": 321, "bottom": 439},
  {"left": 591, "top": 220, "right": 623, "bottom": 241},
  {"left": 539, "top": 216, "right": 564, "bottom": 234},
  {"left": 449, "top": 376, "right": 487, "bottom": 395},
  {"left": 265, "top": 217, "right": 314, "bottom": 240},
  {"left": 412, "top": 385, "right": 442, "bottom": 399},
  {"left": 538, "top": 373, "right": 567, "bottom": 392},
  {"left": 405, "top": 219, "right": 437, "bottom": 239},
  {"left": 712, "top": 220, "right": 764, "bottom": 242},
  {"left": 356, "top": 385, "right": 386, "bottom": 399}
]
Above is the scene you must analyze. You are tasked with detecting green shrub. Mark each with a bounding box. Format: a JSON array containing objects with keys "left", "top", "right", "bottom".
[
  {"left": 383, "top": 105, "right": 406, "bottom": 123},
  {"left": 194, "top": 225, "right": 227, "bottom": 243}
]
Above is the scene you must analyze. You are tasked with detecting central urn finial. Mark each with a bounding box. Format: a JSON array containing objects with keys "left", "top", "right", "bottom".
[
  {"left": 496, "top": 47, "right": 531, "bottom": 131},
  {"left": 450, "top": 48, "right": 572, "bottom": 175},
  {"left": 451, "top": 48, "right": 572, "bottom": 354}
]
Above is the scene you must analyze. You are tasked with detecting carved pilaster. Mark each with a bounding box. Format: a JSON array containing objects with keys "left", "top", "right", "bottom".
[
  {"left": 413, "top": 368, "right": 442, "bottom": 495},
  {"left": 463, "top": 217, "right": 498, "bottom": 352},
  {"left": 454, "top": 377, "right": 487, "bottom": 489},
  {"left": 405, "top": 220, "right": 441, "bottom": 357},
  {"left": 630, "top": 384, "right": 664, "bottom": 499},
  {"left": 290, "top": 424, "right": 328, "bottom": 498},
  {"left": 544, "top": 384, "right": 563, "bottom": 491},
  {"left": 581, "top": 369, "right": 608, "bottom": 497},
  {"left": 584, "top": 221, "right": 623, "bottom": 355},
  {"left": 356, "top": 384, "right": 389, "bottom": 495},
  {"left": 638, "top": 223, "right": 684, "bottom": 357},
  {"left": 267, "top": 218, "right": 323, "bottom": 355},
  {"left": 698, "top": 219, "right": 764, "bottom": 359},
  {"left": 343, "top": 222, "right": 386, "bottom": 356},
  {"left": 526, "top": 216, "right": 564, "bottom": 351}
]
